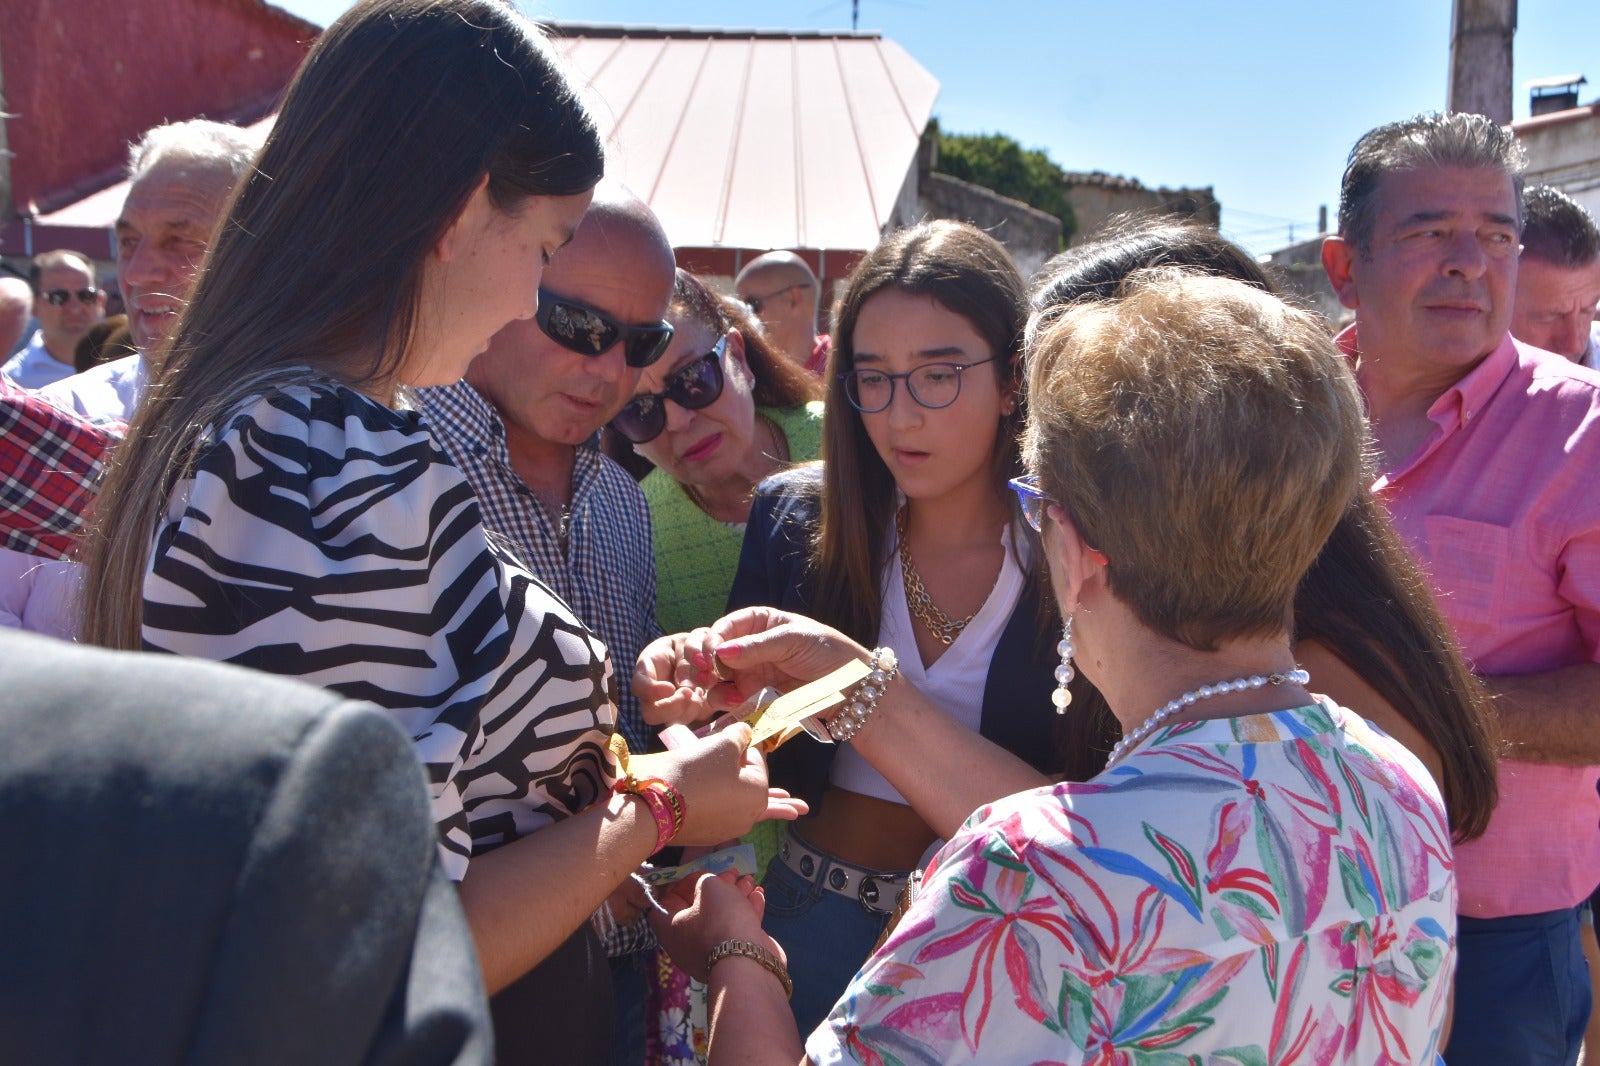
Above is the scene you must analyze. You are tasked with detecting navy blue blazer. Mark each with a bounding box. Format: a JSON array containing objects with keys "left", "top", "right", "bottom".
[{"left": 726, "top": 466, "right": 1063, "bottom": 809}]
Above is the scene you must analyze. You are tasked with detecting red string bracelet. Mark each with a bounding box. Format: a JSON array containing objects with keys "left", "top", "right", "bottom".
[{"left": 613, "top": 775, "right": 686, "bottom": 853}]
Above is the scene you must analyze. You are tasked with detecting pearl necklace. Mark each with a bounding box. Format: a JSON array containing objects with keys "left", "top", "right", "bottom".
[{"left": 1104, "top": 669, "right": 1311, "bottom": 769}]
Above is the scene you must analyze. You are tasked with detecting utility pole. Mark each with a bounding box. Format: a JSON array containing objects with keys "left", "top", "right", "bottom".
[{"left": 1448, "top": 0, "right": 1517, "bottom": 124}]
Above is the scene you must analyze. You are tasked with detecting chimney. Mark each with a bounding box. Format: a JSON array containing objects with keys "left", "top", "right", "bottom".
[
  {"left": 1448, "top": 0, "right": 1516, "bottom": 124},
  {"left": 1529, "top": 75, "right": 1587, "bottom": 117}
]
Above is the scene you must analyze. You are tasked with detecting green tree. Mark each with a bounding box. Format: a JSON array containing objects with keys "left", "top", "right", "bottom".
[{"left": 930, "top": 119, "right": 1076, "bottom": 246}]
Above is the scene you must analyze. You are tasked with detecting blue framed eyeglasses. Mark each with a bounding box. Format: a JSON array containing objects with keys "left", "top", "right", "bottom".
[{"left": 1008, "top": 475, "right": 1054, "bottom": 532}]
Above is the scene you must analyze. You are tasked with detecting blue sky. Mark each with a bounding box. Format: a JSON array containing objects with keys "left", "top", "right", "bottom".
[{"left": 275, "top": 0, "right": 1600, "bottom": 255}]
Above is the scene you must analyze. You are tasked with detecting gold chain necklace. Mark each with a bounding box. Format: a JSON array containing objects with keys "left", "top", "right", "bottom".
[{"left": 896, "top": 507, "right": 973, "bottom": 645}]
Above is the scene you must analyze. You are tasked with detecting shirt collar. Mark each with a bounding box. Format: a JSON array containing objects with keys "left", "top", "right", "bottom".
[
  {"left": 1336, "top": 324, "right": 1518, "bottom": 432},
  {"left": 419, "top": 380, "right": 507, "bottom": 459}
]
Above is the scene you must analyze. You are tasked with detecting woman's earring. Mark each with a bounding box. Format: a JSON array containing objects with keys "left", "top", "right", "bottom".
[{"left": 1053, "top": 615, "right": 1075, "bottom": 713}]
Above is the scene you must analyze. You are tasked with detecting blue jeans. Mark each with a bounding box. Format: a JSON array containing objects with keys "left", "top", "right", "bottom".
[
  {"left": 760, "top": 848, "right": 893, "bottom": 1038},
  {"left": 1444, "top": 907, "right": 1591, "bottom": 1066}
]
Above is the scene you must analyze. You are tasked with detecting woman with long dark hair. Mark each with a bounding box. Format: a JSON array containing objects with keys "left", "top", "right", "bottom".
[
  {"left": 78, "top": 2, "right": 798, "bottom": 1057},
  {"left": 668, "top": 220, "right": 1063, "bottom": 1030}
]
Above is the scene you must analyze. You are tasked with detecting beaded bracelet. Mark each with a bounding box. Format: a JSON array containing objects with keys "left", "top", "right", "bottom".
[
  {"left": 613, "top": 775, "right": 686, "bottom": 853},
  {"left": 708, "top": 938, "right": 793, "bottom": 999},
  {"left": 825, "top": 646, "right": 899, "bottom": 743}
]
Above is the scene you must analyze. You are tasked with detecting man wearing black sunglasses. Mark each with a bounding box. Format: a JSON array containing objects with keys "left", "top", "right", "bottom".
[
  {"left": 1, "top": 250, "right": 105, "bottom": 390},
  {"left": 424, "top": 196, "right": 675, "bottom": 745},
  {"left": 420, "top": 193, "right": 678, "bottom": 1042}
]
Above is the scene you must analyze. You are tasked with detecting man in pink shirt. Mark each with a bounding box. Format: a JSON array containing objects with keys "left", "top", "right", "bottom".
[{"left": 1322, "top": 112, "right": 1600, "bottom": 1066}]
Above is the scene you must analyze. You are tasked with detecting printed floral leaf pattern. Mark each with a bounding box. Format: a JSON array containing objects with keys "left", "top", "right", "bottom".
[{"left": 806, "top": 701, "right": 1456, "bottom": 1066}]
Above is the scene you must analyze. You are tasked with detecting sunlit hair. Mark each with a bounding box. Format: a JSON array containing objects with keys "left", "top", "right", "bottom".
[
  {"left": 126, "top": 118, "right": 261, "bottom": 187},
  {"left": 1027, "top": 271, "right": 1364, "bottom": 649},
  {"left": 81, "top": 0, "right": 604, "bottom": 651},
  {"left": 1029, "top": 214, "right": 1275, "bottom": 334},
  {"left": 1339, "top": 111, "right": 1526, "bottom": 258},
  {"left": 1520, "top": 184, "right": 1600, "bottom": 268},
  {"left": 811, "top": 219, "right": 1029, "bottom": 645},
  {"left": 1031, "top": 227, "right": 1496, "bottom": 841}
]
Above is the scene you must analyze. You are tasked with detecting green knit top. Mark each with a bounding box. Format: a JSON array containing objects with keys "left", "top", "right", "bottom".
[{"left": 644, "top": 402, "right": 824, "bottom": 633}]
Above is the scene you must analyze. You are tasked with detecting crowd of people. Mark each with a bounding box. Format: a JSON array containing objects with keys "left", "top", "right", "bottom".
[{"left": 2, "top": 1, "right": 1598, "bottom": 1064}]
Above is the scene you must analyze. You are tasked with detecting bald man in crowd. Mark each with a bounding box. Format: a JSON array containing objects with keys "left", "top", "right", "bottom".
[
  {"left": 735, "top": 250, "right": 829, "bottom": 373},
  {"left": 43, "top": 119, "right": 258, "bottom": 422},
  {"left": 1511, "top": 185, "right": 1600, "bottom": 370}
]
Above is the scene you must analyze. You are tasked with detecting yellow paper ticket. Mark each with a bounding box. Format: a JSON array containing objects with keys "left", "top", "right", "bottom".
[{"left": 742, "top": 658, "right": 872, "bottom": 749}]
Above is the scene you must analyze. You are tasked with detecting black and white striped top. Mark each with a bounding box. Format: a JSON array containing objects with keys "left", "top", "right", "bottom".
[{"left": 143, "top": 382, "right": 618, "bottom": 880}]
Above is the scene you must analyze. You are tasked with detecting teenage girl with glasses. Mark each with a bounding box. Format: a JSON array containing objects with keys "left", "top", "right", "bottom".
[
  {"left": 608, "top": 270, "right": 822, "bottom": 635},
  {"left": 685, "top": 220, "right": 1063, "bottom": 1031}
]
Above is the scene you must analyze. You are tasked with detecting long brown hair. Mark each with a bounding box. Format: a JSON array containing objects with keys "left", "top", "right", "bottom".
[
  {"left": 1034, "top": 216, "right": 1497, "bottom": 841},
  {"left": 810, "top": 220, "right": 1030, "bottom": 645},
  {"left": 1294, "top": 492, "right": 1498, "bottom": 840},
  {"left": 80, "top": 0, "right": 603, "bottom": 649}
]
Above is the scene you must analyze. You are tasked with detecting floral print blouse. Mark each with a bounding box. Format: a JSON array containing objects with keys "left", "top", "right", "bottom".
[{"left": 806, "top": 700, "right": 1456, "bottom": 1065}]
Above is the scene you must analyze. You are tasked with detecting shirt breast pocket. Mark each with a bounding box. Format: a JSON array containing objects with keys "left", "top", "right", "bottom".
[{"left": 1419, "top": 514, "right": 1510, "bottom": 658}]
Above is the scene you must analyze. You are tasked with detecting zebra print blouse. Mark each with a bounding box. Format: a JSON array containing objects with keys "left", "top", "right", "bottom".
[{"left": 142, "top": 382, "right": 619, "bottom": 880}]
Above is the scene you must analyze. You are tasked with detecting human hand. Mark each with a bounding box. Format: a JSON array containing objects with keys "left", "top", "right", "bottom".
[
  {"left": 649, "top": 869, "right": 779, "bottom": 982},
  {"left": 650, "top": 722, "right": 807, "bottom": 845},
  {"left": 703, "top": 607, "right": 871, "bottom": 708},
  {"left": 600, "top": 871, "right": 653, "bottom": 930},
  {"left": 635, "top": 630, "right": 722, "bottom": 727}
]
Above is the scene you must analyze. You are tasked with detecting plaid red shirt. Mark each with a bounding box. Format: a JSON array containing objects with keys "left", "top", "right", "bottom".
[{"left": 1, "top": 378, "right": 119, "bottom": 560}]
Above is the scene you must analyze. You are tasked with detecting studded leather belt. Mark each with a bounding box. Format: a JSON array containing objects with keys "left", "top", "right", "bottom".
[{"left": 776, "top": 827, "right": 909, "bottom": 916}]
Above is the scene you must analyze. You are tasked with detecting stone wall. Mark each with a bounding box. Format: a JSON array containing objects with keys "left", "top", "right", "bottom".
[
  {"left": 1516, "top": 104, "right": 1600, "bottom": 219},
  {"left": 1064, "top": 172, "right": 1221, "bottom": 247},
  {"left": 917, "top": 171, "right": 1062, "bottom": 279},
  {"left": 1262, "top": 235, "right": 1350, "bottom": 332}
]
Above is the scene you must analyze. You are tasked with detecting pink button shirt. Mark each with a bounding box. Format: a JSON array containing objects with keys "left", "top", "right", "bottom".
[{"left": 1341, "top": 327, "right": 1600, "bottom": 918}]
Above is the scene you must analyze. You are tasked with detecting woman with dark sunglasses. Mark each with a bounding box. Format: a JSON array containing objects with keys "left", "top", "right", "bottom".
[
  {"left": 611, "top": 270, "right": 822, "bottom": 635},
  {"left": 642, "top": 221, "right": 1063, "bottom": 1032}
]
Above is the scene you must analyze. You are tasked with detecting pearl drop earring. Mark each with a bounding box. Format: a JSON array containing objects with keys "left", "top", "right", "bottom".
[{"left": 1053, "top": 615, "right": 1075, "bottom": 713}]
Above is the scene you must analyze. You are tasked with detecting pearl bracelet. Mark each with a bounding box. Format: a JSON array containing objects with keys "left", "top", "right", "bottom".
[
  {"left": 708, "top": 938, "right": 793, "bottom": 999},
  {"left": 825, "top": 646, "right": 899, "bottom": 743}
]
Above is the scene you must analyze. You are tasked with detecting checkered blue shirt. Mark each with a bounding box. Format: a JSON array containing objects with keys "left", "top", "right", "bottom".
[{"left": 419, "top": 381, "right": 661, "bottom": 754}]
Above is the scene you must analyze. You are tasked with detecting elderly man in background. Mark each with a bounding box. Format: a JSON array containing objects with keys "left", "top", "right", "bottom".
[
  {"left": 1511, "top": 185, "right": 1600, "bottom": 370},
  {"left": 735, "top": 250, "right": 829, "bottom": 373},
  {"left": 43, "top": 119, "right": 258, "bottom": 422},
  {"left": 2, "top": 251, "right": 106, "bottom": 389},
  {"left": 1322, "top": 111, "right": 1600, "bottom": 1066},
  {"left": 0, "top": 275, "right": 31, "bottom": 357}
]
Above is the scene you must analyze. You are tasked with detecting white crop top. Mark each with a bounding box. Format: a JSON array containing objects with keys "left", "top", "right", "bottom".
[{"left": 828, "top": 520, "right": 1029, "bottom": 805}]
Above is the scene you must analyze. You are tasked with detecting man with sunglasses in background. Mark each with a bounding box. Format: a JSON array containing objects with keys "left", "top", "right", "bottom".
[
  {"left": 735, "top": 250, "right": 830, "bottom": 374},
  {"left": 419, "top": 193, "right": 677, "bottom": 1061},
  {"left": 2, "top": 251, "right": 105, "bottom": 390}
]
